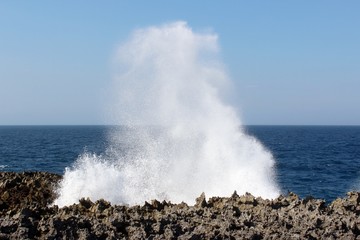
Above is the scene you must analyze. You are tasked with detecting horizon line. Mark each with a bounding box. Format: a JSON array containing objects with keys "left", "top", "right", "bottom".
[{"left": 0, "top": 124, "right": 359, "bottom": 127}]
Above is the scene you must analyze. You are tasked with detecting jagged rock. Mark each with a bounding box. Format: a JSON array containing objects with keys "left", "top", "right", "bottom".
[
  {"left": 79, "top": 197, "right": 94, "bottom": 209},
  {"left": 91, "top": 199, "right": 111, "bottom": 213},
  {"left": 231, "top": 190, "right": 240, "bottom": 199},
  {"left": 1, "top": 171, "right": 360, "bottom": 239},
  {"left": 239, "top": 192, "right": 256, "bottom": 205},
  {"left": 195, "top": 192, "right": 207, "bottom": 208}
]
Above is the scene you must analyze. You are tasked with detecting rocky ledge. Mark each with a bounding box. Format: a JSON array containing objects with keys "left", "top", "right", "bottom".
[{"left": 1, "top": 172, "right": 360, "bottom": 239}]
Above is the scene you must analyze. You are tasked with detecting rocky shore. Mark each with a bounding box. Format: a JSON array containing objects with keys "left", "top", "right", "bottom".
[{"left": 1, "top": 172, "right": 360, "bottom": 239}]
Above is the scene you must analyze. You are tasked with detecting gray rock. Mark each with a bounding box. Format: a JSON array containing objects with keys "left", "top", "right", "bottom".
[{"left": 1, "top": 172, "right": 360, "bottom": 239}]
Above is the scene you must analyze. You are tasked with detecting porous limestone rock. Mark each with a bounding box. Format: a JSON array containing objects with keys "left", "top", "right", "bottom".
[{"left": 1, "top": 172, "right": 360, "bottom": 239}]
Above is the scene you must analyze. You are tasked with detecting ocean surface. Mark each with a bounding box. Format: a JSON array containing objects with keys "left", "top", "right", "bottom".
[{"left": 1, "top": 125, "right": 359, "bottom": 203}]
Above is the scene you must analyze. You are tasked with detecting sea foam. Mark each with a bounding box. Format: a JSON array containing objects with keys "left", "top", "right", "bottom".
[{"left": 54, "top": 21, "right": 280, "bottom": 207}]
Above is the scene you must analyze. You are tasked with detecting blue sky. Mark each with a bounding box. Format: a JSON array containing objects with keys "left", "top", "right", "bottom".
[{"left": 0, "top": 1, "right": 359, "bottom": 125}]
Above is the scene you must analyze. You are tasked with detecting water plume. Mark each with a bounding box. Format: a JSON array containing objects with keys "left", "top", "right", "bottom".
[{"left": 54, "top": 21, "right": 279, "bottom": 207}]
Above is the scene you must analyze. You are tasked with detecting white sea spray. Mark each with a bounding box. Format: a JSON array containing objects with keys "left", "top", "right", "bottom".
[{"left": 54, "top": 21, "right": 280, "bottom": 207}]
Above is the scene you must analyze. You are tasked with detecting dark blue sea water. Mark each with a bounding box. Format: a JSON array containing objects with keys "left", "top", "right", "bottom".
[{"left": 1, "top": 125, "right": 359, "bottom": 203}]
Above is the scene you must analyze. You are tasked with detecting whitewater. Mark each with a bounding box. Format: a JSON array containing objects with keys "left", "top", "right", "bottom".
[{"left": 54, "top": 21, "right": 280, "bottom": 207}]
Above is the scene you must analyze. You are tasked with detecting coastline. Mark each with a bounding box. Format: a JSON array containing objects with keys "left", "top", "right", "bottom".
[{"left": 1, "top": 171, "right": 360, "bottom": 239}]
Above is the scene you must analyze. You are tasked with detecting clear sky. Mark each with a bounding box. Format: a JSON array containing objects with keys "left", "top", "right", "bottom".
[{"left": 0, "top": 1, "right": 359, "bottom": 125}]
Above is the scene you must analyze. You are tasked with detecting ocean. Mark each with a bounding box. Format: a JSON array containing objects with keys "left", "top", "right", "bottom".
[{"left": 1, "top": 125, "right": 359, "bottom": 203}]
